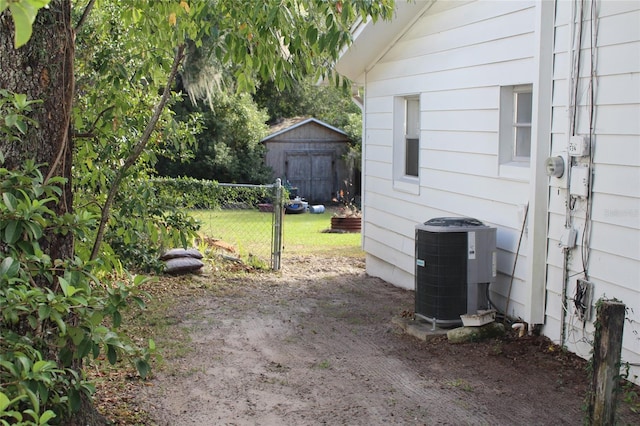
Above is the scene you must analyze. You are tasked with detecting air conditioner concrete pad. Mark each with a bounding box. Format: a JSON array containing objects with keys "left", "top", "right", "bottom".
[
  {"left": 391, "top": 316, "right": 449, "bottom": 341},
  {"left": 446, "top": 322, "right": 505, "bottom": 344}
]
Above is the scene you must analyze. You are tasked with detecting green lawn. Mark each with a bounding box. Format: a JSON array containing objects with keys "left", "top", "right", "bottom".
[
  {"left": 281, "top": 210, "right": 363, "bottom": 258},
  {"left": 191, "top": 209, "right": 363, "bottom": 261}
]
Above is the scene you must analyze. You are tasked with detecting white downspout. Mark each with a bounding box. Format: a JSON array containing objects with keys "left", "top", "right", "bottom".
[
  {"left": 360, "top": 73, "right": 367, "bottom": 250},
  {"left": 347, "top": 79, "right": 366, "bottom": 250},
  {"left": 524, "top": 0, "right": 555, "bottom": 326}
]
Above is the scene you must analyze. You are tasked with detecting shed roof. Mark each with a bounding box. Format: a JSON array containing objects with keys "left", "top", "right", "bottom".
[{"left": 261, "top": 117, "right": 347, "bottom": 143}]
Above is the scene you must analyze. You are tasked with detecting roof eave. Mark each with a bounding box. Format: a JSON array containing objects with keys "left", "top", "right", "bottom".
[
  {"left": 260, "top": 118, "right": 348, "bottom": 143},
  {"left": 335, "top": 1, "right": 433, "bottom": 84}
]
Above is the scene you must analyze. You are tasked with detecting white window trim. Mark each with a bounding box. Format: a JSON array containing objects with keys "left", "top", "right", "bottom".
[
  {"left": 393, "top": 95, "right": 420, "bottom": 194},
  {"left": 499, "top": 84, "right": 533, "bottom": 180}
]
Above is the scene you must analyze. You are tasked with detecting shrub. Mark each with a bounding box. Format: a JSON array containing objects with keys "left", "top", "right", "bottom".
[
  {"left": 151, "top": 177, "right": 278, "bottom": 210},
  {"left": 0, "top": 158, "right": 153, "bottom": 425},
  {"left": 103, "top": 177, "right": 201, "bottom": 272}
]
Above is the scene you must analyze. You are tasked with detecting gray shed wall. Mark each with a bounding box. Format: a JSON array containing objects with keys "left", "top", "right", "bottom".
[{"left": 264, "top": 121, "right": 351, "bottom": 203}]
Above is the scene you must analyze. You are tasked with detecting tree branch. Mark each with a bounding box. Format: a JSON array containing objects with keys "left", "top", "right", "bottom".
[
  {"left": 73, "top": 105, "right": 115, "bottom": 139},
  {"left": 90, "top": 44, "right": 186, "bottom": 261},
  {"left": 75, "top": 0, "right": 97, "bottom": 32}
]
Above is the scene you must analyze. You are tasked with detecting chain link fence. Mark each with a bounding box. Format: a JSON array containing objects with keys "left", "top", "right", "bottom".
[{"left": 192, "top": 180, "right": 284, "bottom": 270}]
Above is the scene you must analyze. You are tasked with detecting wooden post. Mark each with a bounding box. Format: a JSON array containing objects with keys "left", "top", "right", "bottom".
[{"left": 588, "top": 300, "right": 626, "bottom": 425}]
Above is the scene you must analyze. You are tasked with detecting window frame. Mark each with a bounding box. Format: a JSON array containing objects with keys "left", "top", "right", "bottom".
[
  {"left": 499, "top": 84, "right": 533, "bottom": 180},
  {"left": 512, "top": 88, "right": 533, "bottom": 162},
  {"left": 393, "top": 95, "right": 420, "bottom": 193}
]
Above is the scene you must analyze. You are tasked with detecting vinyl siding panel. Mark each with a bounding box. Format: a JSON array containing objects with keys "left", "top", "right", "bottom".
[
  {"left": 421, "top": 169, "right": 528, "bottom": 212},
  {"left": 592, "top": 164, "right": 640, "bottom": 198},
  {"left": 351, "top": 0, "right": 639, "bottom": 384},
  {"left": 365, "top": 161, "right": 392, "bottom": 181},
  {"left": 367, "top": 59, "right": 536, "bottom": 96},
  {"left": 365, "top": 144, "right": 393, "bottom": 164},
  {"left": 547, "top": 0, "right": 640, "bottom": 382},
  {"left": 422, "top": 150, "right": 496, "bottom": 176},
  {"left": 394, "top": 0, "right": 534, "bottom": 47},
  {"left": 376, "top": 32, "right": 536, "bottom": 80},
  {"left": 426, "top": 130, "right": 497, "bottom": 155},
  {"left": 424, "top": 110, "right": 498, "bottom": 133},
  {"left": 422, "top": 86, "right": 498, "bottom": 111},
  {"left": 361, "top": 1, "right": 536, "bottom": 324}
]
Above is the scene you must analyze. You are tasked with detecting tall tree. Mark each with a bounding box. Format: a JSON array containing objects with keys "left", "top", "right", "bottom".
[
  {"left": 156, "top": 91, "right": 272, "bottom": 183},
  {"left": 1, "top": 1, "right": 395, "bottom": 423},
  {"left": 254, "top": 78, "right": 361, "bottom": 128},
  {"left": 0, "top": 0, "right": 74, "bottom": 264}
]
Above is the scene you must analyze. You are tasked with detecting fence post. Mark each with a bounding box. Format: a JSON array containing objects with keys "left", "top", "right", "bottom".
[
  {"left": 271, "top": 178, "right": 284, "bottom": 270},
  {"left": 588, "top": 299, "right": 626, "bottom": 425}
]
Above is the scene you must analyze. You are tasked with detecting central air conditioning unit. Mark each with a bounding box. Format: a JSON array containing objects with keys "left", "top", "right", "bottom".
[{"left": 415, "top": 217, "right": 497, "bottom": 327}]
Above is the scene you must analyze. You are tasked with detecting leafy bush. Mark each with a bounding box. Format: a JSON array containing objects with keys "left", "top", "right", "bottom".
[
  {"left": 0, "top": 158, "right": 153, "bottom": 425},
  {"left": 102, "top": 177, "right": 201, "bottom": 273},
  {"left": 152, "top": 177, "right": 278, "bottom": 210},
  {"left": 152, "top": 177, "right": 222, "bottom": 209},
  {"left": 156, "top": 92, "right": 273, "bottom": 184}
]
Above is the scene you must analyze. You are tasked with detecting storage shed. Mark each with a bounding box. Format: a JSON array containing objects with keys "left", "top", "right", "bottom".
[{"left": 261, "top": 117, "right": 351, "bottom": 203}]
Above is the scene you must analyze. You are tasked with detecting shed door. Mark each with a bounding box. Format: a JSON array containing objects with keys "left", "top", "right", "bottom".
[{"left": 286, "top": 151, "right": 334, "bottom": 202}]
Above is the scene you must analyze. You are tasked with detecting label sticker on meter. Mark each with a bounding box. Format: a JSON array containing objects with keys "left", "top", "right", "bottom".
[{"left": 468, "top": 231, "right": 476, "bottom": 259}]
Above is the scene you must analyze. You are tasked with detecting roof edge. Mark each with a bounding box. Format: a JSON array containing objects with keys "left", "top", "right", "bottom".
[
  {"left": 260, "top": 117, "right": 348, "bottom": 143},
  {"left": 335, "top": 1, "right": 435, "bottom": 84}
]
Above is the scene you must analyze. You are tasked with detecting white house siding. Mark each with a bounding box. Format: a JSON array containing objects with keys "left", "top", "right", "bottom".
[
  {"left": 546, "top": 0, "right": 640, "bottom": 382},
  {"left": 362, "top": 1, "right": 537, "bottom": 321}
]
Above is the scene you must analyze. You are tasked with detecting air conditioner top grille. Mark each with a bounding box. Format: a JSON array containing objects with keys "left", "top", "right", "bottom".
[{"left": 419, "top": 217, "right": 489, "bottom": 233}]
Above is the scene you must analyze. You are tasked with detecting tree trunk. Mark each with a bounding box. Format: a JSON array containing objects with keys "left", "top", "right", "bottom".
[
  {"left": 0, "top": 0, "right": 74, "bottom": 262},
  {"left": 0, "top": 2, "right": 106, "bottom": 424}
]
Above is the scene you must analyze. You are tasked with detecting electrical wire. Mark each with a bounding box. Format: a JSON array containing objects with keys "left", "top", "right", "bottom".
[
  {"left": 561, "top": 0, "right": 586, "bottom": 347},
  {"left": 581, "top": 0, "right": 598, "bottom": 280},
  {"left": 570, "top": 0, "right": 586, "bottom": 137}
]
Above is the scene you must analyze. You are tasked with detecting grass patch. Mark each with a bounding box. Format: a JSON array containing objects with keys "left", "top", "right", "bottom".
[
  {"left": 281, "top": 210, "right": 362, "bottom": 257},
  {"left": 446, "top": 378, "right": 473, "bottom": 392},
  {"left": 192, "top": 209, "right": 273, "bottom": 261},
  {"left": 192, "top": 208, "right": 363, "bottom": 259},
  {"left": 316, "top": 359, "right": 332, "bottom": 369}
]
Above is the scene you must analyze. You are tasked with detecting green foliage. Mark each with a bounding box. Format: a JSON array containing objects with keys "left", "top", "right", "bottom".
[
  {"left": 255, "top": 78, "right": 360, "bottom": 131},
  {"left": 0, "top": 0, "right": 51, "bottom": 48},
  {"left": 0, "top": 89, "right": 42, "bottom": 142},
  {"left": 206, "top": 0, "right": 395, "bottom": 93},
  {"left": 101, "top": 177, "right": 201, "bottom": 273},
  {"left": 157, "top": 92, "right": 272, "bottom": 183},
  {"left": 621, "top": 364, "right": 640, "bottom": 413},
  {"left": 153, "top": 177, "right": 221, "bottom": 210},
  {"left": 0, "top": 158, "right": 154, "bottom": 424},
  {"left": 72, "top": 2, "right": 203, "bottom": 269},
  {"left": 153, "top": 177, "right": 276, "bottom": 210}
]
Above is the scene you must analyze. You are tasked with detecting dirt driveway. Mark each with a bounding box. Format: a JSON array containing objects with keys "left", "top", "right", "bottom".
[{"left": 133, "top": 255, "right": 638, "bottom": 425}]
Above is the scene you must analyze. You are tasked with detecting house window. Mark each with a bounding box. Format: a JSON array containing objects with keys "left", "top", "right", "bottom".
[
  {"left": 513, "top": 89, "right": 532, "bottom": 160},
  {"left": 405, "top": 97, "right": 420, "bottom": 177},
  {"left": 393, "top": 95, "right": 420, "bottom": 193},
  {"left": 499, "top": 85, "right": 533, "bottom": 179}
]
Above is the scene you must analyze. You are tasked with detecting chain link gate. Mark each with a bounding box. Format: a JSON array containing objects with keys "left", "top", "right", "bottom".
[{"left": 194, "top": 179, "right": 284, "bottom": 270}]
